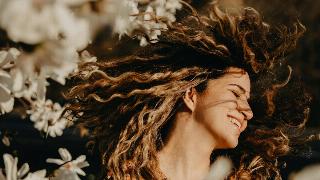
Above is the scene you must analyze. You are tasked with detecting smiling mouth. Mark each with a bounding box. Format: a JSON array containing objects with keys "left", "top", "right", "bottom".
[{"left": 229, "top": 117, "right": 241, "bottom": 130}]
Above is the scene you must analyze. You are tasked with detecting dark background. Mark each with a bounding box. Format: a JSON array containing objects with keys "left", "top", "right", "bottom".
[
  {"left": 246, "top": 1, "right": 320, "bottom": 177},
  {"left": 1, "top": 0, "right": 320, "bottom": 179}
]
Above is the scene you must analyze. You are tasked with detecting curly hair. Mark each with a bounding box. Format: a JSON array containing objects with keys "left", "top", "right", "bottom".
[{"left": 65, "top": 1, "right": 311, "bottom": 179}]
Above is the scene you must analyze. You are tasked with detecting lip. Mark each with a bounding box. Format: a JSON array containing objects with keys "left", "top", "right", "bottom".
[{"left": 227, "top": 114, "right": 245, "bottom": 132}]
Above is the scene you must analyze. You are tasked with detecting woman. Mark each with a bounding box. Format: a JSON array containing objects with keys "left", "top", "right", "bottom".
[{"left": 66, "top": 2, "right": 311, "bottom": 179}]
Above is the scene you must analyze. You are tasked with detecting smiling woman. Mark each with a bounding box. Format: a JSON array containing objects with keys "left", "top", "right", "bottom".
[
  {"left": 65, "top": 1, "right": 311, "bottom": 180},
  {"left": 157, "top": 67, "right": 253, "bottom": 179}
]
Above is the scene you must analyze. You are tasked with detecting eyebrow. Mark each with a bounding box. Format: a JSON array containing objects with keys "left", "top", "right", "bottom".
[{"left": 228, "top": 84, "right": 250, "bottom": 99}]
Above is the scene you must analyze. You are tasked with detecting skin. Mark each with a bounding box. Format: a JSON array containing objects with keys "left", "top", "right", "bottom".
[{"left": 157, "top": 67, "right": 253, "bottom": 180}]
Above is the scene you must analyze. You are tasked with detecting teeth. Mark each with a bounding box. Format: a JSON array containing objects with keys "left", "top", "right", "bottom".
[{"left": 230, "top": 118, "right": 241, "bottom": 129}]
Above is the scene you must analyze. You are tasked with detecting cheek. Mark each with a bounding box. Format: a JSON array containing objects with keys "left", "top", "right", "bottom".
[{"left": 194, "top": 106, "right": 228, "bottom": 127}]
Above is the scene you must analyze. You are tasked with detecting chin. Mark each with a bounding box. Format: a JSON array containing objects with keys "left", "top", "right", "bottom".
[
  {"left": 225, "top": 143, "right": 238, "bottom": 149},
  {"left": 224, "top": 138, "right": 239, "bottom": 149},
  {"left": 216, "top": 137, "right": 239, "bottom": 149},
  {"left": 229, "top": 142, "right": 238, "bottom": 149}
]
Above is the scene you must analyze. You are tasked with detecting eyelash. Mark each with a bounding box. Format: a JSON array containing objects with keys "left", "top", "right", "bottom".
[{"left": 231, "top": 90, "right": 241, "bottom": 98}]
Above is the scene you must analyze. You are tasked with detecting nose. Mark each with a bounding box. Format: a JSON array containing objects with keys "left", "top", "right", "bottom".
[
  {"left": 241, "top": 108, "right": 253, "bottom": 120},
  {"left": 237, "top": 100, "right": 253, "bottom": 120}
]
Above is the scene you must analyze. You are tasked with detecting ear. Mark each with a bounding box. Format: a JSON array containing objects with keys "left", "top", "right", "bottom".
[{"left": 183, "top": 87, "right": 198, "bottom": 112}]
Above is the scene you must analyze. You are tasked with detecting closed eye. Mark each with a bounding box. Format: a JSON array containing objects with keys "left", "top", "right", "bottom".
[{"left": 230, "top": 90, "right": 241, "bottom": 98}]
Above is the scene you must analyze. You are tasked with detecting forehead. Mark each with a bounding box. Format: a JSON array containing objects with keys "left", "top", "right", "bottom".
[{"left": 206, "top": 69, "right": 251, "bottom": 96}]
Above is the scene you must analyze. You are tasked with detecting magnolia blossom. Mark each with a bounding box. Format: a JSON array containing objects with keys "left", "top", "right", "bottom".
[
  {"left": 1, "top": 135, "right": 10, "bottom": 147},
  {"left": 59, "top": 0, "right": 92, "bottom": 7},
  {"left": 0, "top": 1, "right": 89, "bottom": 101},
  {"left": 0, "top": 0, "right": 91, "bottom": 102},
  {"left": 50, "top": 169, "right": 81, "bottom": 180},
  {"left": 103, "top": 0, "right": 182, "bottom": 46},
  {"left": 75, "top": 50, "right": 98, "bottom": 72},
  {"left": 0, "top": 48, "right": 20, "bottom": 114},
  {"left": 0, "top": 0, "right": 90, "bottom": 50},
  {"left": 0, "top": 71, "right": 14, "bottom": 114},
  {"left": 46, "top": 148, "right": 89, "bottom": 178},
  {"left": 11, "top": 43, "right": 78, "bottom": 102},
  {"left": 153, "top": 0, "right": 182, "bottom": 22},
  {"left": 103, "top": 0, "right": 140, "bottom": 37},
  {"left": 22, "top": 170, "right": 47, "bottom": 180},
  {"left": 205, "top": 156, "right": 233, "bottom": 180},
  {"left": 10, "top": 68, "right": 42, "bottom": 101},
  {"left": 27, "top": 99, "right": 69, "bottom": 137},
  {"left": 0, "top": 153, "right": 47, "bottom": 180},
  {"left": 31, "top": 42, "right": 79, "bottom": 85},
  {"left": 289, "top": 164, "right": 320, "bottom": 180},
  {"left": 70, "top": 50, "right": 98, "bottom": 80}
]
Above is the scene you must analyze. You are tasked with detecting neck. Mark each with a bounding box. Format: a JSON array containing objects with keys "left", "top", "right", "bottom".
[{"left": 157, "top": 110, "right": 216, "bottom": 180}]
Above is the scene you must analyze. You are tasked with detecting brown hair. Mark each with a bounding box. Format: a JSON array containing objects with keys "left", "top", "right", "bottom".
[{"left": 65, "top": 2, "right": 311, "bottom": 179}]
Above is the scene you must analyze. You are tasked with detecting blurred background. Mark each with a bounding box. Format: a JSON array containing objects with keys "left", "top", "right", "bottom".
[{"left": 0, "top": 0, "right": 319, "bottom": 179}]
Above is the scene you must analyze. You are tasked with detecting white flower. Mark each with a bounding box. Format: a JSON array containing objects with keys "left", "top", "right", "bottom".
[
  {"left": 2, "top": 135, "right": 10, "bottom": 147},
  {"left": 59, "top": 0, "right": 92, "bottom": 7},
  {"left": 154, "top": 0, "right": 182, "bottom": 22},
  {"left": 37, "top": 42, "right": 79, "bottom": 85},
  {"left": 49, "top": 3, "right": 91, "bottom": 50},
  {"left": 105, "top": 0, "right": 140, "bottom": 38},
  {"left": 139, "top": 36, "right": 148, "bottom": 47},
  {"left": 0, "top": 79, "right": 14, "bottom": 114},
  {"left": 101, "top": 0, "right": 181, "bottom": 46},
  {"left": 0, "top": 48, "right": 20, "bottom": 114},
  {"left": 51, "top": 169, "right": 81, "bottom": 180},
  {"left": 11, "top": 42, "right": 78, "bottom": 101},
  {"left": 0, "top": 0, "right": 89, "bottom": 103},
  {"left": 23, "top": 170, "right": 47, "bottom": 180},
  {"left": 165, "top": 0, "right": 183, "bottom": 13},
  {"left": 27, "top": 99, "right": 68, "bottom": 137},
  {"left": 46, "top": 148, "right": 89, "bottom": 178},
  {"left": 71, "top": 50, "right": 97, "bottom": 78},
  {"left": 289, "top": 164, "right": 320, "bottom": 180},
  {"left": 79, "top": 50, "right": 97, "bottom": 63},
  {"left": 0, "top": 0, "right": 90, "bottom": 50},
  {"left": 205, "top": 156, "right": 233, "bottom": 180},
  {"left": 0, "top": 153, "right": 47, "bottom": 180},
  {"left": 10, "top": 68, "right": 38, "bottom": 100},
  {"left": 0, "top": 48, "right": 20, "bottom": 69}
]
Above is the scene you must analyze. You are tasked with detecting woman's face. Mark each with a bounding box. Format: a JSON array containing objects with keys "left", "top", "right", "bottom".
[{"left": 193, "top": 67, "right": 253, "bottom": 149}]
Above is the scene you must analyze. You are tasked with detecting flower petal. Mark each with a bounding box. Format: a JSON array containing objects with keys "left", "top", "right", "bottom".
[
  {"left": 23, "top": 169, "right": 47, "bottom": 180},
  {"left": 51, "top": 169, "right": 80, "bottom": 180},
  {"left": 0, "top": 51, "right": 9, "bottom": 67},
  {"left": 74, "top": 155, "right": 86, "bottom": 163},
  {"left": 3, "top": 153, "right": 18, "bottom": 180},
  {"left": 32, "top": 169, "right": 47, "bottom": 177},
  {"left": 74, "top": 168, "right": 86, "bottom": 176},
  {"left": 17, "top": 163, "right": 30, "bottom": 178},
  {"left": 77, "top": 161, "right": 89, "bottom": 169},
  {"left": 0, "top": 83, "right": 12, "bottom": 102},
  {"left": 58, "top": 148, "right": 72, "bottom": 161},
  {"left": 0, "top": 96, "right": 14, "bottom": 114},
  {"left": 11, "top": 68, "right": 24, "bottom": 93},
  {"left": 8, "top": 48, "right": 20, "bottom": 60},
  {"left": 46, "top": 158, "right": 65, "bottom": 165}
]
